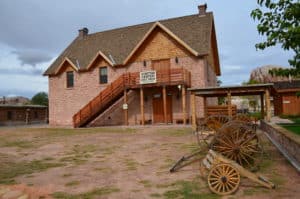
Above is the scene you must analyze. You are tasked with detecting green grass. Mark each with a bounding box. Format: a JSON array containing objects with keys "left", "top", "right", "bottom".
[
  {"left": 0, "top": 140, "right": 36, "bottom": 148},
  {"left": 139, "top": 180, "right": 152, "bottom": 188},
  {"left": 0, "top": 154, "right": 64, "bottom": 184},
  {"left": 247, "top": 112, "right": 263, "bottom": 120},
  {"left": 60, "top": 144, "right": 97, "bottom": 165},
  {"left": 123, "top": 158, "right": 139, "bottom": 170},
  {"left": 281, "top": 125, "right": 300, "bottom": 135},
  {"left": 155, "top": 128, "right": 193, "bottom": 136},
  {"left": 65, "top": 180, "right": 80, "bottom": 187},
  {"left": 52, "top": 186, "right": 120, "bottom": 199},
  {"left": 156, "top": 180, "right": 219, "bottom": 199},
  {"left": 278, "top": 116, "right": 300, "bottom": 135}
]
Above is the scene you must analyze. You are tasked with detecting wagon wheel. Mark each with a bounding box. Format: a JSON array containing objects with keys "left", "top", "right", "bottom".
[
  {"left": 211, "top": 121, "right": 262, "bottom": 169},
  {"left": 232, "top": 114, "right": 252, "bottom": 123},
  {"left": 205, "top": 115, "right": 230, "bottom": 132},
  {"left": 208, "top": 163, "right": 240, "bottom": 195}
]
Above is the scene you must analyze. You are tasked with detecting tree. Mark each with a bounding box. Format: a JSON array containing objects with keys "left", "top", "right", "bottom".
[
  {"left": 251, "top": 0, "right": 300, "bottom": 77},
  {"left": 31, "top": 92, "right": 48, "bottom": 106}
]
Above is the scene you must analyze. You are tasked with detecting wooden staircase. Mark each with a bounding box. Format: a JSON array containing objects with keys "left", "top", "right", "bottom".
[
  {"left": 73, "top": 75, "right": 127, "bottom": 128},
  {"left": 73, "top": 68, "right": 191, "bottom": 128}
]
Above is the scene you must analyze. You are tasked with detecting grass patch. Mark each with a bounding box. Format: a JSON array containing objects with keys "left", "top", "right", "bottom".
[
  {"left": 150, "top": 193, "right": 161, "bottom": 198},
  {"left": 52, "top": 186, "right": 120, "bottom": 199},
  {"left": 27, "top": 127, "right": 137, "bottom": 137},
  {"left": 60, "top": 144, "right": 97, "bottom": 165},
  {"left": 158, "top": 180, "right": 219, "bottom": 199},
  {"left": 65, "top": 180, "right": 80, "bottom": 187},
  {"left": 139, "top": 180, "right": 152, "bottom": 188},
  {"left": 155, "top": 128, "right": 193, "bottom": 136},
  {"left": 0, "top": 154, "right": 64, "bottom": 184},
  {"left": 124, "top": 158, "right": 139, "bottom": 170},
  {"left": 278, "top": 116, "right": 300, "bottom": 135},
  {"left": 0, "top": 140, "right": 36, "bottom": 148}
]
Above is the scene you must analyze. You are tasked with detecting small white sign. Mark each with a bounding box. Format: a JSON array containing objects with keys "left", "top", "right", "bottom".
[
  {"left": 140, "top": 71, "right": 156, "bottom": 84},
  {"left": 283, "top": 100, "right": 290, "bottom": 104},
  {"left": 123, "top": 103, "right": 128, "bottom": 110}
]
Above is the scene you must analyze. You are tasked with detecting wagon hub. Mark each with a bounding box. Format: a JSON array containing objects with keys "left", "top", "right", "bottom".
[
  {"left": 221, "top": 176, "right": 227, "bottom": 183},
  {"left": 233, "top": 146, "right": 240, "bottom": 154}
]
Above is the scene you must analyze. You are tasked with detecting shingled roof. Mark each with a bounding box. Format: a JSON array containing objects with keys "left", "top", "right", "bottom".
[{"left": 44, "top": 12, "right": 217, "bottom": 76}]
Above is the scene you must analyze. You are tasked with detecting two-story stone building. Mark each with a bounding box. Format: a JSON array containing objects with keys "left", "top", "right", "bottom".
[{"left": 44, "top": 5, "right": 221, "bottom": 127}]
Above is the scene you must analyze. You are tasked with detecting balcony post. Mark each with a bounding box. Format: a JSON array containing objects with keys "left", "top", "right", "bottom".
[
  {"left": 124, "top": 89, "right": 128, "bottom": 125},
  {"left": 140, "top": 87, "right": 145, "bottom": 125},
  {"left": 182, "top": 85, "right": 186, "bottom": 124},
  {"left": 163, "top": 85, "right": 167, "bottom": 124},
  {"left": 191, "top": 92, "right": 196, "bottom": 130}
]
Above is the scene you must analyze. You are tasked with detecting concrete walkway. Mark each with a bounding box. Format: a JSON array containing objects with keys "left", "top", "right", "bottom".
[{"left": 270, "top": 116, "right": 294, "bottom": 124}]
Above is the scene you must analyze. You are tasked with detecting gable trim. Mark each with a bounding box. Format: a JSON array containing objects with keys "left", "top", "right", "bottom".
[
  {"left": 54, "top": 57, "right": 79, "bottom": 75},
  {"left": 123, "top": 22, "right": 199, "bottom": 65},
  {"left": 86, "top": 51, "right": 114, "bottom": 70}
]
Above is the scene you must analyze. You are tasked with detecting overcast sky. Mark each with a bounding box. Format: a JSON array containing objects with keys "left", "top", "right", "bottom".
[{"left": 0, "top": 0, "right": 293, "bottom": 98}]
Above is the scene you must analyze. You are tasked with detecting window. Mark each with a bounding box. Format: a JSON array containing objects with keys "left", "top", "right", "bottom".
[
  {"left": 34, "top": 111, "right": 38, "bottom": 119},
  {"left": 99, "top": 67, "right": 108, "bottom": 84},
  {"left": 7, "top": 111, "right": 12, "bottom": 120},
  {"left": 66, "top": 71, "right": 74, "bottom": 88}
]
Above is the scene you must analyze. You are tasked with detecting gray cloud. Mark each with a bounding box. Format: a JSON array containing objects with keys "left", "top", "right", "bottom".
[
  {"left": 0, "top": 67, "right": 43, "bottom": 76},
  {"left": 11, "top": 50, "right": 52, "bottom": 67}
]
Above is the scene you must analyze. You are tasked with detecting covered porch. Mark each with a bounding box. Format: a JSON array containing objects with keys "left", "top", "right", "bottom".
[{"left": 188, "top": 84, "right": 274, "bottom": 130}]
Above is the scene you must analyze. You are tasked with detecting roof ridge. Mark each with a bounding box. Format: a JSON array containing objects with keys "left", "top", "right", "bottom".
[{"left": 87, "top": 13, "right": 212, "bottom": 37}]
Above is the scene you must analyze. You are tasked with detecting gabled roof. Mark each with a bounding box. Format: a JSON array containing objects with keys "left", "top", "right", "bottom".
[
  {"left": 44, "top": 12, "right": 219, "bottom": 76},
  {"left": 273, "top": 80, "right": 300, "bottom": 90}
]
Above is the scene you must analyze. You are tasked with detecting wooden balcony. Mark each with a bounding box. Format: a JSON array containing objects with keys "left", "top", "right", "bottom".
[
  {"left": 73, "top": 68, "right": 191, "bottom": 128},
  {"left": 124, "top": 68, "right": 191, "bottom": 88}
]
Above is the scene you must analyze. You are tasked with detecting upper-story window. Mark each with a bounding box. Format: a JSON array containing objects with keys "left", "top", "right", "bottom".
[
  {"left": 99, "top": 67, "right": 108, "bottom": 84},
  {"left": 66, "top": 71, "right": 74, "bottom": 88}
]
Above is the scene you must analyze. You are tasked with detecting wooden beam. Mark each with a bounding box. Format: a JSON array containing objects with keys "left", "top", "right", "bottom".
[
  {"left": 260, "top": 94, "right": 264, "bottom": 120},
  {"left": 265, "top": 89, "right": 271, "bottom": 122},
  {"left": 182, "top": 85, "right": 186, "bottom": 125},
  {"left": 227, "top": 91, "right": 232, "bottom": 117},
  {"left": 124, "top": 89, "right": 128, "bottom": 126},
  {"left": 140, "top": 87, "right": 145, "bottom": 125},
  {"left": 163, "top": 86, "right": 167, "bottom": 124},
  {"left": 191, "top": 92, "right": 196, "bottom": 130}
]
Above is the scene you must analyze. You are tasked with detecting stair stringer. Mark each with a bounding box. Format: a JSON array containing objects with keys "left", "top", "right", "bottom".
[{"left": 87, "top": 90, "right": 136, "bottom": 127}]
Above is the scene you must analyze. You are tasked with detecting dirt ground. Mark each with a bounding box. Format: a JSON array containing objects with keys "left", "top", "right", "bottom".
[{"left": 0, "top": 125, "right": 299, "bottom": 199}]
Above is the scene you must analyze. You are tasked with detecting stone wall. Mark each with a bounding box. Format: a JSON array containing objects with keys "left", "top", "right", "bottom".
[{"left": 260, "top": 120, "right": 300, "bottom": 171}]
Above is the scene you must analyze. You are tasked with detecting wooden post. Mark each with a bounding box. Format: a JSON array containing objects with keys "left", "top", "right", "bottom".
[
  {"left": 182, "top": 85, "right": 186, "bottom": 125},
  {"left": 191, "top": 93, "right": 196, "bottom": 130},
  {"left": 260, "top": 94, "right": 264, "bottom": 120},
  {"left": 203, "top": 97, "right": 207, "bottom": 117},
  {"left": 163, "top": 86, "right": 167, "bottom": 124},
  {"left": 227, "top": 91, "right": 232, "bottom": 117},
  {"left": 140, "top": 87, "right": 145, "bottom": 125},
  {"left": 124, "top": 89, "right": 128, "bottom": 126},
  {"left": 265, "top": 89, "right": 271, "bottom": 122}
]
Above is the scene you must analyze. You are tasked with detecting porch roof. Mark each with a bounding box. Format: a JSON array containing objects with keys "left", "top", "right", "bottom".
[{"left": 188, "top": 83, "right": 274, "bottom": 97}]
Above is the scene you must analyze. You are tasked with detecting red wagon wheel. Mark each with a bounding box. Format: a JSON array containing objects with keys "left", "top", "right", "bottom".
[{"left": 208, "top": 163, "right": 240, "bottom": 195}]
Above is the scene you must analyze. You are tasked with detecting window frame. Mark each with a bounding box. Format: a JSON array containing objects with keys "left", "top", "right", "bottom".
[
  {"left": 7, "top": 111, "right": 13, "bottom": 120},
  {"left": 66, "top": 71, "right": 74, "bottom": 88},
  {"left": 99, "top": 67, "right": 108, "bottom": 84}
]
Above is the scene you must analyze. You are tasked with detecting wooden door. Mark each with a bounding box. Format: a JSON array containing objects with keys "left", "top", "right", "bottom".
[
  {"left": 153, "top": 93, "right": 172, "bottom": 123},
  {"left": 152, "top": 59, "right": 171, "bottom": 83}
]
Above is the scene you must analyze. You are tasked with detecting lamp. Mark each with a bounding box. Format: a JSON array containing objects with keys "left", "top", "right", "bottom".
[{"left": 177, "top": 85, "right": 182, "bottom": 90}]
